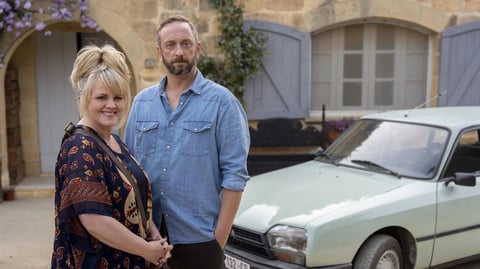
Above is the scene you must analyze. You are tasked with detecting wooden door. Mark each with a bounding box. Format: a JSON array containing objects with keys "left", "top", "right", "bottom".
[{"left": 35, "top": 32, "right": 79, "bottom": 173}]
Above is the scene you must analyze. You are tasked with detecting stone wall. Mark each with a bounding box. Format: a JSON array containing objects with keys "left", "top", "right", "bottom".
[
  {"left": 4, "top": 66, "right": 24, "bottom": 184},
  {"left": 3, "top": 0, "right": 480, "bottom": 179},
  {"left": 83, "top": 0, "right": 480, "bottom": 95}
]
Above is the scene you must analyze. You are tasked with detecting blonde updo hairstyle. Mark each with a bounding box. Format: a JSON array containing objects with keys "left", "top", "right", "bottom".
[{"left": 70, "top": 44, "right": 132, "bottom": 127}]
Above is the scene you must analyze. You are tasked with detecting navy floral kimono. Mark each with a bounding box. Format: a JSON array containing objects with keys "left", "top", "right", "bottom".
[{"left": 51, "top": 125, "right": 154, "bottom": 269}]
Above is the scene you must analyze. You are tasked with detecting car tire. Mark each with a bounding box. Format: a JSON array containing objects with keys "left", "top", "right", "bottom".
[{"left": 353, "top": 234, "right": 403, "bottom": 269}]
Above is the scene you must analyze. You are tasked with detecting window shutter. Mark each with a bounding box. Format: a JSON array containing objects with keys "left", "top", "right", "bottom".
[
  {"left": 243, "top": 20, "right": 311, "bottom": 120},
  {"left": 439, "top": 21, "right": 480, "bottom": 106}
]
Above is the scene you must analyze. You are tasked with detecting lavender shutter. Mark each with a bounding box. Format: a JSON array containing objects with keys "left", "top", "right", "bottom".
[
  {"left": 243, "top": 20, "right": 311, "bottom": 119},
  {"left": 439, "top": 21, "right": 480, "bottom": 106}
]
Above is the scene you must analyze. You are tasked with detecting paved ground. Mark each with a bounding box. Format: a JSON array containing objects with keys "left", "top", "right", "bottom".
[
  {"left": 0, "top": 196, "right": 53, "bottom": 269},
  {"left": 0, "top": 177, "right": 479, "bottom": 269}
]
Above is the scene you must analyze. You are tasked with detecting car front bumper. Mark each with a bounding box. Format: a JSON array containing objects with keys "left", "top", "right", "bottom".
[{"left": 225, "top": 245, "right": 352, "bottom": 269}]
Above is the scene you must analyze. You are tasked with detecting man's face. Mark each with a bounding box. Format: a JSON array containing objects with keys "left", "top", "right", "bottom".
[{"left": 157, "top": 21, "right": 200, "bottom": 75}]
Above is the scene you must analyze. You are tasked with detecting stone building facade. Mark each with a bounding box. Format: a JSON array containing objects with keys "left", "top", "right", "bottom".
[{"left": 1, "top": 0, "right": 480, "bottom": 190}]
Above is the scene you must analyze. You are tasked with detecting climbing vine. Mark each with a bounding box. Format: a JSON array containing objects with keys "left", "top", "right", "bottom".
[{"left": 198, "top": 0, "right": 268, "bottom": 103}]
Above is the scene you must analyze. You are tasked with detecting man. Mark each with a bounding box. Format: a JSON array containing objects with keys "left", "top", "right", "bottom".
[{"left": 124, "top": 15, "right": 250, "bottom": 269}]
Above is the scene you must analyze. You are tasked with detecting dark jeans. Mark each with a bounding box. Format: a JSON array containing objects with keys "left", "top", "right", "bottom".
[{"left": 166, "top": 240, "right": 225, "bottom": 269}]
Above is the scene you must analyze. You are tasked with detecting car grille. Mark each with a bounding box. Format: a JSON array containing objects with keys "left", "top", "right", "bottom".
[{"left": 228, "top": 226, "right": 275, "bottom": 259}]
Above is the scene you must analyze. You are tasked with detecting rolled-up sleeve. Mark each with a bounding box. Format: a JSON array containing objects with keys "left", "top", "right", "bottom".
[{"left": 217, "top": 97, "right": 250, "bottom": 191}]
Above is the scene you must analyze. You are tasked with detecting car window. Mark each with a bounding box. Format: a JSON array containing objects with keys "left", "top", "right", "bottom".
[
  {"left": 326, "top": 120, "right": 448, "bottom": 179},
  {"left": 458, "top": 130, "right": 479, "bottom": 145},
  {"left": 443, "top": 129, "right": 480, "bottom": 178}
]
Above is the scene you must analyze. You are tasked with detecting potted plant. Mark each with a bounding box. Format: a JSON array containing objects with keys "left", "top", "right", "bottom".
[{"left": 2, "top": 187, "right": 15, "bottom": 201}]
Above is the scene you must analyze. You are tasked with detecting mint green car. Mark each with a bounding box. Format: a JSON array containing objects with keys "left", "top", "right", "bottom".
[{"left": 225, "top": 106, "right": 480, "bottom": 269}]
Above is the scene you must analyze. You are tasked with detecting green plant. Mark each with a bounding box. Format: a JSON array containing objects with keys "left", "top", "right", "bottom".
[{"left": 198, "top": 0, "right": 268, "bottom": 103}]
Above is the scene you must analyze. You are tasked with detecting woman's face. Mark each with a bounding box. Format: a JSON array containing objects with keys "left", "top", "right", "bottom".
[{"left": 83, "top": 80, "right": 126, "bottom": 131}]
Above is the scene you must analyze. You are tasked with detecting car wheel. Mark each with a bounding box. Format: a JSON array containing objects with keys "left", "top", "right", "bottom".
[{"left": 353, "top": 234, "right": 403, "bottom": 269}]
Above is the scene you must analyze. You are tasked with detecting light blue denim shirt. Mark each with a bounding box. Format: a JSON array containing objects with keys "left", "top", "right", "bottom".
[{"left": 124, "top": 70, "right": 250, "bottom": 244}]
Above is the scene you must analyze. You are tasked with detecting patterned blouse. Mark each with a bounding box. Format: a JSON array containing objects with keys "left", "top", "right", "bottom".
[{"left": 51, "top": 125, "right": 154, "bottom": 269}]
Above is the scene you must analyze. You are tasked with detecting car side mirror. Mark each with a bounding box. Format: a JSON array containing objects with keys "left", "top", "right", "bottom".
[{"left": 444, "top": 172, "right": 477, "bottom": 187}]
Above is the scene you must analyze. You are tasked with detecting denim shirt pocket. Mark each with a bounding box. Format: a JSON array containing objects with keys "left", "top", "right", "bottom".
[
  {"left": 180, "top": 121, "right": 212, "bottom": 156},
  {"left": 134, "top": 121, "right": 159, "bottom": 155}
]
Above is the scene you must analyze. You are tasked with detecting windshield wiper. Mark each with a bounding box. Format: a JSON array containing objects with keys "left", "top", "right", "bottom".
[
  {"left": 315, "top": 151, "right": 338, "bottom": 166},
  {"left": 351, "top": 159, "right": 401, "bottom": 178}
]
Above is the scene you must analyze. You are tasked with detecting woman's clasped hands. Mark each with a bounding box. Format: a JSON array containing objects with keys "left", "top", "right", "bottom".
[{"left": 144, "top": 236, "right": 173, "bottom": 267}]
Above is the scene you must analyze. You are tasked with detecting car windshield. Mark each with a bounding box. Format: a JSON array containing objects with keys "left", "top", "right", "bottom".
[{"left": 323, "top": 119, "right": 449, "bottom": 179}]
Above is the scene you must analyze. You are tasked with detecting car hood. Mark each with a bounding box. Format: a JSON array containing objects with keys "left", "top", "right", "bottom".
[{"left": 236, "top": 160, "right": 414, "bottom": 232}]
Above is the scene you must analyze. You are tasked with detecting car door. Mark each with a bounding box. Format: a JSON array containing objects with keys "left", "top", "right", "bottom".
[{"left": 431, "top": 128, "right": 480, "bottom": 266}]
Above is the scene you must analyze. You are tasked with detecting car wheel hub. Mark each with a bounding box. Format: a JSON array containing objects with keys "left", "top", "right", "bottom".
[{"left": 377, "top": 250, "right": 400, "bottom": 269}]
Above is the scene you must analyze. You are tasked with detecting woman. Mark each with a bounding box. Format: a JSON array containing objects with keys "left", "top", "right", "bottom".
[{"left": 51, "top": 44, "right": 172, "bottom": 268}]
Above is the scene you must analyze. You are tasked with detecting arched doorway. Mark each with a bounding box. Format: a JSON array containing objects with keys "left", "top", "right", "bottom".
[{"left": 35, "top": 30, "right": 118, "bottom": 174}]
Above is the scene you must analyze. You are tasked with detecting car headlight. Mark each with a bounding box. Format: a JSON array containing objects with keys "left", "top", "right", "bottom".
[{"left": 267, "top": 225, "right": 307, "bottom": 265}]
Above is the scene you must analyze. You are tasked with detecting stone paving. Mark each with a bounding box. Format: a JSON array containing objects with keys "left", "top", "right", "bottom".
[
  {"left": 0, "top": 177, "right": 479, "bottom": 269},
  {"left": 0, "top": 196, "right": 53, "bottom": 269}
]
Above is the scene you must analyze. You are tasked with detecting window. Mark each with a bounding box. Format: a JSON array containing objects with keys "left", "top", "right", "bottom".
[
  {"left": 311, "top": 23, "right": 429, "bottom": 113},
  {"left": 443, "top": 129, "right": 480, "bottom": 178}
]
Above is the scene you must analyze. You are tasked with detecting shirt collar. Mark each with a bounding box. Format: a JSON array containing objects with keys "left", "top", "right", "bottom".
[{"left": 158, "top": 69, "right": 204, "bottom": 97}]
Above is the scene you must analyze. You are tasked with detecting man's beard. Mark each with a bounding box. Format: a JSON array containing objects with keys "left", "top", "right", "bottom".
[{"left": 162, "top": 54, "right": 196, "bottom": 75}]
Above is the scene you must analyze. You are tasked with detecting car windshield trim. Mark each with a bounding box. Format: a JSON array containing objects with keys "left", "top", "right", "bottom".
[{"left": 315, "top": 151, "right": 338, "bottom": 166}]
